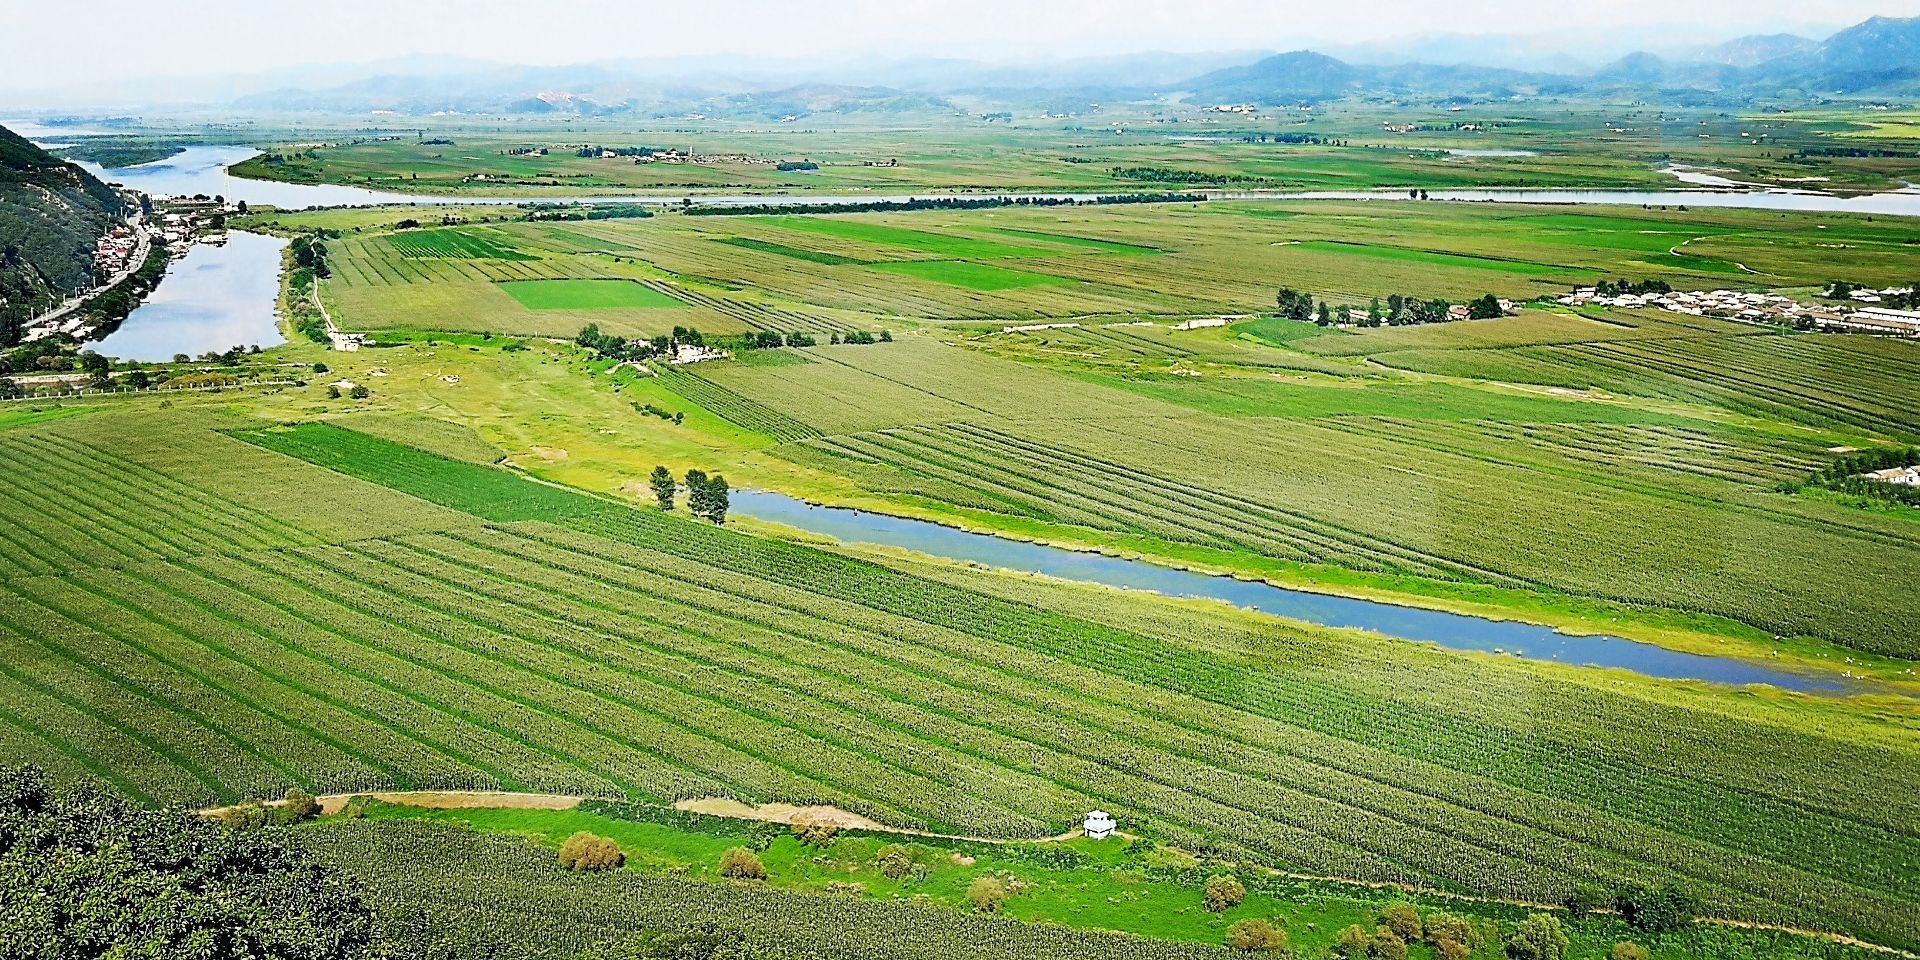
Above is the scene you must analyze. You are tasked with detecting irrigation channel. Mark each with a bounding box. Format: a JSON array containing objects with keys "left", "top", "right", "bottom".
[
  {"left": 60, "top": 144, "right": 1920, "bottom": 216},
  {"left": 731, "top": 489, "right": 1883, "bottom": 696}
]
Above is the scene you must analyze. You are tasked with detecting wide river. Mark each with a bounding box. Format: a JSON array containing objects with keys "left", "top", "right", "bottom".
[
  {"left": 66, "top": 143, "right": 1920, "bottom": 217},
  {"left": 731, "top": 490, "right": 1878, "bottom": 696},
  {"left": 91, "top": 230, "right": 288, "bottom": 362}
]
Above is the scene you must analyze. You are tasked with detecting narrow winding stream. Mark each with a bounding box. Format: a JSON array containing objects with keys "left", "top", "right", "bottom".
[{"left": 732, "top": 490, "right": 1875, "bottom": 696}]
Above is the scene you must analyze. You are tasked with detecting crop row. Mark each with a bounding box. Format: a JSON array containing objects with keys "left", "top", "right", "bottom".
[
  {"left": 654, "top": 367, "right": 823, "bottom": 442},
  {"left": 543, "top": 512, "right": 1918, "bottom": 938},
  {"left": 9, "top": 419, "right": 1899, "bottom": 947}
]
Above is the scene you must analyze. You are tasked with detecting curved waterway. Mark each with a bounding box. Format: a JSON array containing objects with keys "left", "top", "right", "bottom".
[
  {"left": 733, "top": 489, "right": 1874, "bottom": 695},
  {"left": 64, "top": 144, "right": 1920, "bottom": 217},
  {"left": 91, "top": 231, "right": 287, "bottom": 361}
]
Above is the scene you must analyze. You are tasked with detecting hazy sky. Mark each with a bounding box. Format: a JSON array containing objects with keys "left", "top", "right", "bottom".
[{"left": 4, "top": 0, "right": 1917, "bottom": 90}]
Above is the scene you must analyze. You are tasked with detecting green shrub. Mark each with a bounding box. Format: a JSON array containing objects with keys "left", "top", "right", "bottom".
[
  {"left": 275, "top": 788, "right": 320, "bottom": 824},
  {"left": 1371, "top": 928, "right": 1408, "bottom": 960},
  {"left": 1381, "top": 904, "right": 1422, "bottom": 942},
  {"left": 1204, "top": 874, "right": 1247, "bottom": 912},
  {"left": 790, "top": 815, "right": 839, "bottom": 847},
  {"left": 1425, "top": 913, "right": 1478, "bottom": 948},
  {"left": 874, "top": 844, "right": 915, "bottom": 880},
  {"left": 968, "top": 876, "right": 1007, "bottom": 913},
  {"left": 1335, "top": 925, "right": 1375, "bottom": 960},
  {"left": 1505, "top": 914, "right": 1568, "bottom": 960},
  {"left": 1615, "top": 883, "right": 1699, "bottom": 934},
  {"left": 558, "top": 831, "right": 624, "bottom": 872},
  {"left": 1225, "top": 918, "right": 1288, "bottom": 953},
  {"left": 718, "top": 846, "right": 765, "bottom": 880}
]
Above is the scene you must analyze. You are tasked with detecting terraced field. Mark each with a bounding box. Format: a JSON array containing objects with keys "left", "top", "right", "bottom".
[{"left": 3, "top": 413, "right": 1914, "bottom": 950}]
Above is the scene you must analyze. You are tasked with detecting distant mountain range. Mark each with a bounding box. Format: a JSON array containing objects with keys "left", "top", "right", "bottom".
[
  {"left": 50, "top": 14, "right": 1920, "bottom": 119},
  {"left": 1178, "top": 16, "right": 1920, "bottom": 105},
  {"left": 0, "top": 123, "right": 124, "bottom": 346}
]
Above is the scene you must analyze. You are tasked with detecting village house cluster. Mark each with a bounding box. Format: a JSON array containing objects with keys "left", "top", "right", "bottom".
[
  {"left": 629, "top": 148, "right": 771, "bottom": 166},
  {"left": 1865, "top": 465, "right": 1920, "bottom": 487},
  {"left": 92, "top": 226, "right": 139, "bottom": 275},
  {"left": 22, "top": 193, "right": 232, "bottom": 345},
  {"left": 153, "top": 197, "right": 225, "bottom": 253},
  {"left": 1555, "top": 286, "right": 1920, "bottom": 337}
]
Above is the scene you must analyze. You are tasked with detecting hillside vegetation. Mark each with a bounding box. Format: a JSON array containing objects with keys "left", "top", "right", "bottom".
[{"left": 0, "top": 123, "right": 124, "bottom": 345}]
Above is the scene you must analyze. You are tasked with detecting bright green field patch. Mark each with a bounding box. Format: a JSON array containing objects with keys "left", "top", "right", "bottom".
[
  {"left": 973, "top": 227, "right": 1162, "bottom": 255},
  {"left": 1087, "top": 372, "right": 1706, "bottom": 426},
  {"left": 1293, "top": 241, "right": 1573, "bottom": 276},
  {"left": 869, "top": 260, "right": 1073, "bottom": 291},
  {"left": 0, "top": 406, "right": 94, "bottom": 431},
  {"left": 498, "top": 279, "right": 685, "bottom": 310},
  {"left": 751, "top": 217, "right": 1056, "bottom": 258},
  {"left": 386, "top": 228, "right": 534, "bottom": 261},
  {"left": 712, "top": 236, "right": 872, "bottom": 265},
  {"left": 1235, "top": 315, "right": 1337, "bottom": 346}
]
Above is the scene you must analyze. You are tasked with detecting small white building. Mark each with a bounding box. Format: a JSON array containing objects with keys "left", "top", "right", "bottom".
[{"left": 1083, "top": 810, "right": 1116, "bottom": 840}]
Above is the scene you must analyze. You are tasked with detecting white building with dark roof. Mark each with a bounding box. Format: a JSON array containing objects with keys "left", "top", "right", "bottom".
[{"left": 1083, "top": 810, "right": 1116, "bottom": 840}]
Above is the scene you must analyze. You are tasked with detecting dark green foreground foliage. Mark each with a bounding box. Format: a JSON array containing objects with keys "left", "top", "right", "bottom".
[
  {"left": 306, "top": 818, "right": 1229, "bottom": 960},
  {"left": 0, "top": 766, "right": 378, "bottom": 959}
]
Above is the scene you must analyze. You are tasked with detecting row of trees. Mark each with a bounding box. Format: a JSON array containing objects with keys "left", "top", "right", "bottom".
[
  {"left": 683, "top": 193, "right": 1207, "bottom": 217},
  {"left": 1277, "top": 288, "right": 1505, "bottom": 327},
  {"left": 579, "top": 323, "right": 894, "bottom": 362},
  {"left": 575, "top": 145, "right": 666, "bottom": 158},
  {"left": 1783, "top": 446, "right": 1920, "bottom": 506},
  {"left": 740, "top": 330, "right": 817, "bottom": 349},
  {"left": 652, "top": 466, "right": 730, "bottom": 524},
  {"left": 1595, "top": 278, "right": 1673, "bottom": 297},
  {"left": 525, "top": 203, "right": 654, "bottom": 222},
  {"left": 1111, "top": 166, "right": 1261, "bottom": 184},
  {"left": 291, "top": 234, "right": 331, "bottom": 279},
  {"left": 575, "top": 323, "right": 706, "bottom": 363},
  {"left": 0, "top": 341, "right": 271, "bottom": 399}
]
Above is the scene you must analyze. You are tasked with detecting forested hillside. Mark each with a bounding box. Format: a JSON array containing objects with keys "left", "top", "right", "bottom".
[{"left": 0, "top": 123, "right": 125, "bottom": 345}]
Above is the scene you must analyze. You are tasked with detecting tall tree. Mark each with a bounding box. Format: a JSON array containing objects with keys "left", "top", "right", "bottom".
[
  {"left": 706, "top": 474, "right": 730, "bottom": 525},
  {"left": 685, "top": 469, "right": 710, "bottom": 518},
  {"left": 650, "top": 465, "right": 676, "bottom": 511}
]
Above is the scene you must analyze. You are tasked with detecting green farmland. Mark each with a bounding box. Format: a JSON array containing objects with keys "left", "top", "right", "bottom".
[
  {"left": 500, "top": 278, "right": 686, "bottom": 310},
  {"left": 0, "top": 412, "right": 1915, "bottom": 953},
  {"left": 302, "top": 200, "right": 1920, "bottom": 338},
  {"left": 869, "top": 259, "right": 1073, "bottom": 290},
  {"left": 13, "top": 95, "right": 1920, "bottom": 960}
]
